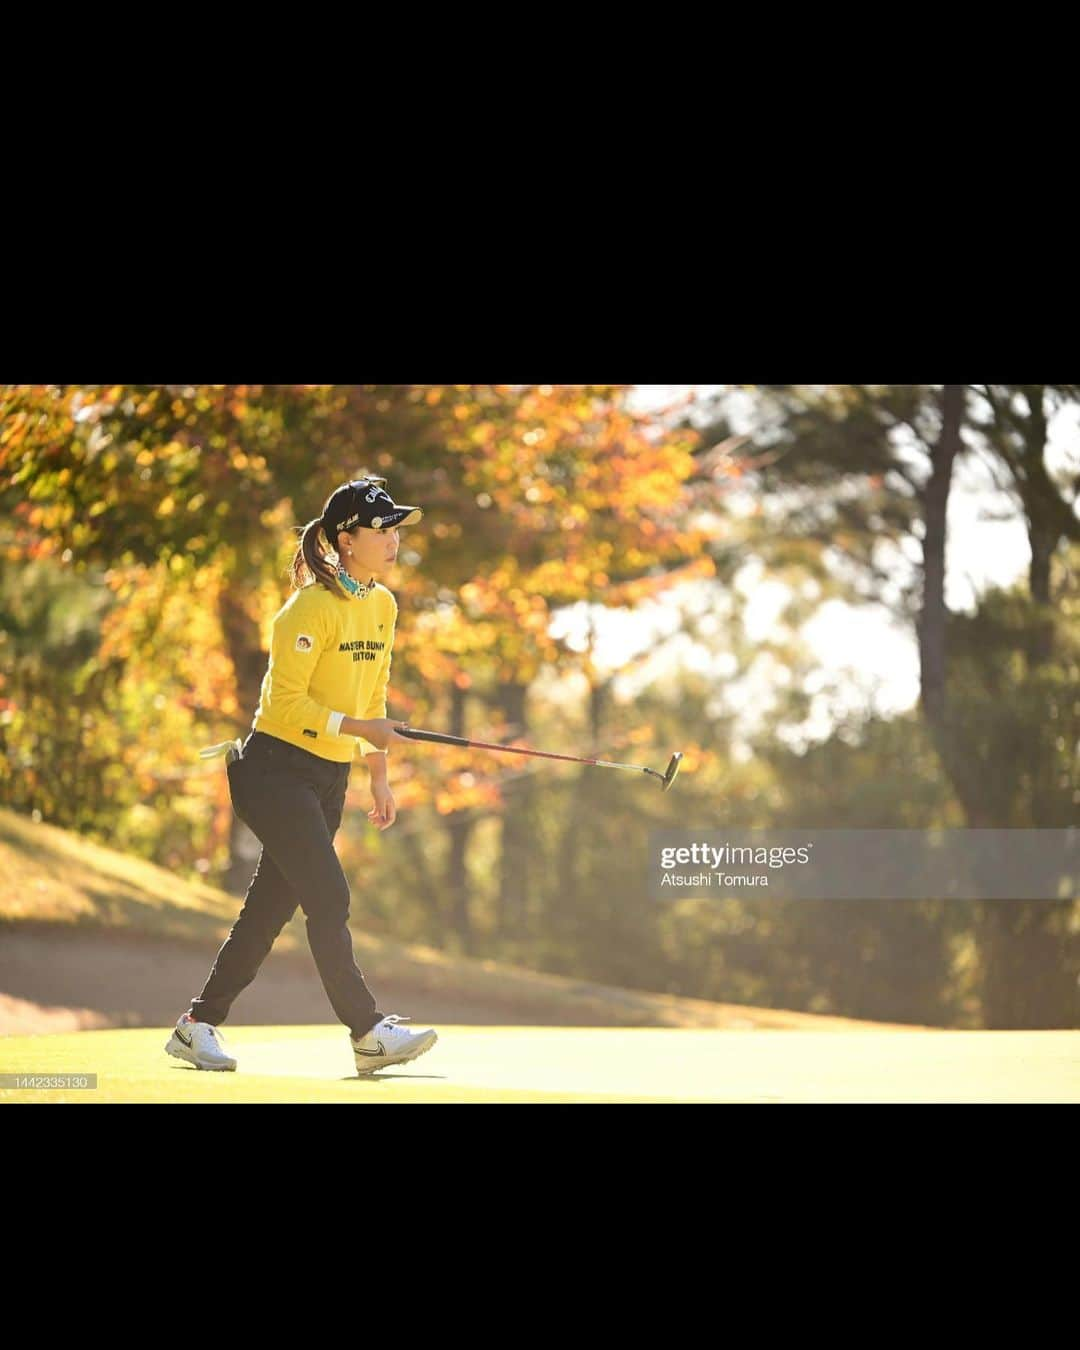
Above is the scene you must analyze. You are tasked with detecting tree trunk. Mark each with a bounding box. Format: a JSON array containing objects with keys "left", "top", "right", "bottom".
[
  {"left": 218, "top": 583, "right": 269, "bottom": 895},
  {"left": 590, "top": 678, "right": 611, "bottom": 747},
  {"left": 551, "top": 676, "right": 612, "bottom": 966},
  {"left": 978, "top": 901, "right": 1076, "bottom": 1028},
  {"left": 918, "top": 384, "right": 963, "bottom": 734},
  {"left": 977, "top": 386, "right": 1072, "bottom": 1024},
  {"left": 443, "top": 681, "right": 475, "bottom": 952},
  {"left": 1018, "top": 386, "right": 1056, "bottom": 664},
  {"left": 496, "top": 680, "right": 532, "bottom": 943}
]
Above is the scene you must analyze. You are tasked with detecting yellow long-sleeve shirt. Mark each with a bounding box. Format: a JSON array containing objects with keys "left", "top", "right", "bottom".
[{"left": 251, "top": 581, "right": 398, "bottom": 763}]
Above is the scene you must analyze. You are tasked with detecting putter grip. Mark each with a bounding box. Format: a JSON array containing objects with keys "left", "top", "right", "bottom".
[{"left": 394, "top": 726, "right": 471, "bottom": 748}]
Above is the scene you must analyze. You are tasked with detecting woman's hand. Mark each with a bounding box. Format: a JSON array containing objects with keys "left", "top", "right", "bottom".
[
  {"left": 357, "top": 718, "right": 411, "bottom": 751},
  {"left": 368, "top": 781, "right": 397, "bottom": 830}
]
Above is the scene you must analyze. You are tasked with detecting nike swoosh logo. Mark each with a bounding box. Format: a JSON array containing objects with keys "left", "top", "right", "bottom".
[
  {"left": 355, "top": 1040, "right": 386, "bottom": 1057},
  {"left": 175, "top": 1027, "right": 192, "bottom": 1047}
]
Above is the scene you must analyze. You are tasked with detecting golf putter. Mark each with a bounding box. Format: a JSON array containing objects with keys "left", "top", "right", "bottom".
[{"left": 396, "top": 727, "right": 684, "bottom": 792}]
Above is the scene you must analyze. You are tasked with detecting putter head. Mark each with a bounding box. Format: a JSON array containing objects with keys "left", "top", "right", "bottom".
[{"left": 661, "top": 751, "right": 683, "bottom": 792}]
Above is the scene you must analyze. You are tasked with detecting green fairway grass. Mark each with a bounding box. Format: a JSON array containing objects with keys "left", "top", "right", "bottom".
[{"left": 1, "top": 1025, "right": 1077, "bottom": 1103}]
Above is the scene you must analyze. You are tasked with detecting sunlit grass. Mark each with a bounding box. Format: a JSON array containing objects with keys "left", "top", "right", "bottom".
[{"left": 2, "top": 1024, "right": 1077, "bottom": 1104}]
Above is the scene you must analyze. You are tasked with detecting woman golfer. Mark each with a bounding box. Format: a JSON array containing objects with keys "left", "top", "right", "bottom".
[{"left": 165, "top": 476, "right": 438, "bottom": 1074}]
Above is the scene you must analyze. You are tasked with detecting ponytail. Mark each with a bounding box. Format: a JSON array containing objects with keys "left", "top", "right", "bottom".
[{"left": 287, "top": 516, "right": 346, "bottom": 597}]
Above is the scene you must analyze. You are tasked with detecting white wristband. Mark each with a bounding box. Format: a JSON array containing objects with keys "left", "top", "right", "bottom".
[{"left": 327, "top": 710, "right": 348, "bottom": 737}]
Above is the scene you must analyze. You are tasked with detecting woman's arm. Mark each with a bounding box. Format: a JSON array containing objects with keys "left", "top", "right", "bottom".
[
  {"left": 355, "top": 597, "right": 398, "bottom": 758},
  {"left": 339, "top": 717, "right": 403, "bottom": 752},
  {"left": 265, "top": 595, "right": 341, "bottom": 737},
  {"left": 338, "top": 721, "right": 399, "bottom": 828},
  {"left": 364, "top": 750, "right": 388, "bottom": 783}
]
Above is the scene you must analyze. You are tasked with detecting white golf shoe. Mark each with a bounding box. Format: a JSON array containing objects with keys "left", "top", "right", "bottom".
[
  {"left": 351, "top": 1014, "right": 438, "bottom": 1075},
  {"left": 165, "top": 1013, "right": 237, "bottom": 1072}
]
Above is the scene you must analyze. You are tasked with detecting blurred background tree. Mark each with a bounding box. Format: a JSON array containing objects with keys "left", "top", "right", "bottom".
[{"left": 2, "top": 383, "right": 1076, "bottom": 1027}]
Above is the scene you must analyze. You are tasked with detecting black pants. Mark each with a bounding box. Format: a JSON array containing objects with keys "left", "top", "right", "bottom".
[{"left": 189, "top": 731, "right": 383, "bottom": 1040}]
